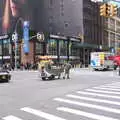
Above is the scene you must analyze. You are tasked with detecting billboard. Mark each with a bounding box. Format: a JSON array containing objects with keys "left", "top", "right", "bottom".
[
  {"left": 23, "top": 21, "right": 29, "bottom": 53},
  {"left": 0, "top": 0, "right": 32, "bottom": 35}
]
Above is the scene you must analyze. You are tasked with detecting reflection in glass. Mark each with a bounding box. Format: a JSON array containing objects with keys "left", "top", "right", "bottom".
[
  {"left": 59, "top": 40, "right": 67, "bottom": 56},
  {"left": 35, "top": 42, "right": 44, "bottom": 55},
  {"left": 48, "top": 39, "right": 57, "bottom": 55}
]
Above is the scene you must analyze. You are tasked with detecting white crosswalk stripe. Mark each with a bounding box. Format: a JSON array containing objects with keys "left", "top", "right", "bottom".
[
  {"left": 99, "top": 85, "right": 120, "bottom": 88},
  {"left": 77, "top": 91, "right": 120, "bottom": 99},
  {"left": 86, "top": 89, "right": 120, "bottom": 95},
  {"left": 100, "top": 86, "right": 120, "bottom": 89},
  {"left": 57, "top": 107, "right": 118, "bottom": 120},
  {"left": 2, "top": 115, "right": 23, "bottom": 120},
  {"left": 21, "top": 107, "right": 66, "bottom": 120},
  {"left": 53, "top": 98, "right": 120, "bottom": 114},
  {"left": 66, "top": 94, "right": 120, "bottom": 106},
  {"left": 93, "top": 87, "right": 120, "bottom": 91}
]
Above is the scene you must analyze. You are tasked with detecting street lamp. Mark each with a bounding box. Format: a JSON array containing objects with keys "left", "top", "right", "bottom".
[
  {"left": 12, "top": 32, "right": 18, "bottom": 70},
  {"left": 12, "top": 17, "right": 24, "bottom": 70}
]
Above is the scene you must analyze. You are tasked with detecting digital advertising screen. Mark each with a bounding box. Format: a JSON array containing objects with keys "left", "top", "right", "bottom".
[{"left": 0, "top": 0, "right": 34, "bottom": 36}]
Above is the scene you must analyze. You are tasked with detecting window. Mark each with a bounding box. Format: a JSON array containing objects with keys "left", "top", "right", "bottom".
[
  {"left": 116, "top": 21, "right": 120, "bottom": 27},
  {"left": 35, "top": 42, "right": 44, "bottom": 55},
  {"left": 0, "top": 40, "right": 2, "bottom": 55},
  {"left": 64, "top": 22, "right": 69, "bottom": 28},
  {"left": 48, "top": 39, "right": 57, "bottom": 55},
  {"left": 60, "top": 0, "right": 64, "bottom": 16},
  {"left": 2, "top": 39, "right": 10, "bottom": 56},
  {"left": 59, "top": 40, "right": 67, "bottom": 56},
  {"left": 50, "top": 0, "right": 53, "bottom": 5}
]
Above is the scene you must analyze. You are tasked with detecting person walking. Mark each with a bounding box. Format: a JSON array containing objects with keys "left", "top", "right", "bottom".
[{"left": 63, "top": 62, "right": 72, "bottom": 79}]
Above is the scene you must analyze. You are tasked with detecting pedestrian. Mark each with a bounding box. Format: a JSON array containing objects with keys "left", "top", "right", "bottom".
[{"left": 63, "top": 62, "right": 72, "bottom": 79}]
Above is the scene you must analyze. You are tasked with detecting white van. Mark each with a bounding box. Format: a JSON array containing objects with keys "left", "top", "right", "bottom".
[{"left": 90, "top": 52, "right": 114, "bottom": 70}]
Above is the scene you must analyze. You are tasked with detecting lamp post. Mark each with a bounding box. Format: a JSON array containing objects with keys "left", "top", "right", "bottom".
[
  {"left": 12, "top": 32, "right": 18, "bottom": 70},
  {"left": 12, "top": 17, "right": 24, "bottom": 70}
]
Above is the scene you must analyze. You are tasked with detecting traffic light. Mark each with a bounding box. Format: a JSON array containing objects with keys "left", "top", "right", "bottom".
[
  {"left": 106, "top": 4, "right": 111, "bottom": 16},
  {"left": 100, "top": 4, "right": 107, "bottom": 16},
  {"left": 100, "top": 3, "right": 118, "bottom": 17},
  {"left": 111, "top": 4, "right": 118, "bottom": 16}
]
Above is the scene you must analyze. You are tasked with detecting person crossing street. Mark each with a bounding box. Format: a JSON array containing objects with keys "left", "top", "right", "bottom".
[{"left": 63, "top": 62, "right": 72, "bottom": 79}]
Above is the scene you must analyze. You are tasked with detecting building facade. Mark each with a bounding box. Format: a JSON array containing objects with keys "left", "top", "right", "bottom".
[
  {"left": 33, "top": 0, "right": 104, "bottom": 66},
  {"left": 104, "top": 17, "right": 120, "bottom": 53},
  {"left": 0, "top": 0, "right": 105, "bottom": 67}
]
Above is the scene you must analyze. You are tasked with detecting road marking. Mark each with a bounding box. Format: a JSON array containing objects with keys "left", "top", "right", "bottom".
[
  {"left": 77, "top": 91, "right": 120, "bottom": 99},
  {"left": 103, "top": 82, "right": 120, "bottom": 86},
  {"left": 2, "top": 116, "right": 23, "bottom": 120},
  {"left": 66, "top": 94, "right": 120, "bottom": 106},
  {"left": 93, "top": 87, "right": 120, "bottom": 91},
  {"left": 99, "top": 86, "right": 120, "bottom": 89},
  {"left": 21, "top": 107, "right": 66, "bottom": 120},
  {"left": 101, "top": 85, "right": 120, "bottom": 87},
  {"left": 57, "top": 107, "right": 118, "bottom": 120},
  {"left": 54, "top": 98, "right": 120, "bottom": 114},
  {"left": 86, "top": 89, "right": 120, "bottom": 95}
]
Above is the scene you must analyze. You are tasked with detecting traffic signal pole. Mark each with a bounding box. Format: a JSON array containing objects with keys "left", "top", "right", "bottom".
[{"left": 12, "top": 32, "right": 18, "bottom": 70}]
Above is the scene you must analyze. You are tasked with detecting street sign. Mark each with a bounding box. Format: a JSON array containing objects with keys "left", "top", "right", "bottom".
[
  {"left": 0, "top": 34, "right": 9, "bottom": 40},
  {"left": 12, "top": 32, "right": 18, "bottom": 42},
  {"left": 37, "top": 33, "right": 44, "bottom": 41}
]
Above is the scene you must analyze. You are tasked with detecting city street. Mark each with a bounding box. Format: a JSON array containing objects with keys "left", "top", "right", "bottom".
[{"left": 0, "top": 68, "right": 120, "bottom": 120}]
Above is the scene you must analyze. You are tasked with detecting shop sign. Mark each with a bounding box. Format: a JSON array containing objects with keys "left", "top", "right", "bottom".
[{"left": 0, "top": 34, "right": 9, "bottom": 40}]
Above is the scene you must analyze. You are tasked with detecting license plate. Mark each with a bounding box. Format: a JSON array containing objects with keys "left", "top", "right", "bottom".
[{"left": 2, "top": 76, "right": 6, "bottom": 79}]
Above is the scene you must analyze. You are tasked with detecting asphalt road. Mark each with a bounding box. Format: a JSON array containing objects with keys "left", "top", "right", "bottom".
[{"left": 0, "top": 68, "right": 120, "bottom": 120}]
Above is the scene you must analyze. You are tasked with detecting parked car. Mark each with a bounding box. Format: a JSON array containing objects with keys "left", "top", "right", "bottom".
[{"left": 0, "top": 68, "right": 11, "bottom": 82}]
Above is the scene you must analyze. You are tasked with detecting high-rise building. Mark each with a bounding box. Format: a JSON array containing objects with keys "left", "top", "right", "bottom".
[{"left": 34, "top": 0, "right": 104, "bottom": 65}]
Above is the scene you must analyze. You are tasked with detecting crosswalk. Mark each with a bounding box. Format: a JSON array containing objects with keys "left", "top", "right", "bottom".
[{"left": 2, "top": 82, "right": 120, "bottom": 120}]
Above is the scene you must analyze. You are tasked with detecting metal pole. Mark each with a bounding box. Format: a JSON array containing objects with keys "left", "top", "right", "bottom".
[
  {"left": 119, "top": 66, "right": 120, "bottom": 76},
  {"left": 115, "top": 19, "right": 117, "bottom": 53},
  {"left": 12, "top": 32, "right": 18, "bottom": 70},
  {"left": 108, "top": 18, "right": 111, "bottom": 48},
  {"left": 2, "top": 39, "right": 4, "bottom": 67},
  {"left": 13, "top": 18, "right": 23, "bottom": 70},
  {"left": 14, "top": 32, "right": 17, "bottom": 70}
]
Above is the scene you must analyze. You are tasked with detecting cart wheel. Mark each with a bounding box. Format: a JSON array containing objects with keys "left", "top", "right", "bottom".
[
  {"left": 48, "top": 75, "right": 55, "bottom": 80},
  {"left": 58, "top": 75, "right": 60, "bottom": 79},
  {"left": 42, "top": 77, "right": 46, "bottom": 80}
]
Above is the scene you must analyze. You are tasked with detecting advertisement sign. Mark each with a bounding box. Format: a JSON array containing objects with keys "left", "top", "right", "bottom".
[
  {"left": 0, "top": 34, "right": 9, "bottom": 40},
  {"left": 23, "top": 21, "right": 29, "bottom": 54}
]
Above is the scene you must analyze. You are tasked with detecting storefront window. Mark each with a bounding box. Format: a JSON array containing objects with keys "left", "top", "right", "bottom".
[
  {"left": 59, "top": 40, "right": 67, "bottom": 56},
  {"left": 0, "top": 41, "right": 2, "bottom": 55},
  {"left": 71, "top": 41, "right": 80, "bottom": 56},
  {"left": 71, "top": 48, "right": 79, "bottom": 56},
  {"left": 35, "top": 42, "right": 44, "bottom": 55},
  {"left": 48, "top": 39, "right": 57, "bottom": 55},
  {"left": 3, "top": 39, "right": 10, "bottom": 56}
]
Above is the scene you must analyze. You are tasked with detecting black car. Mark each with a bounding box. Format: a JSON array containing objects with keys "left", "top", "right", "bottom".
[{"left": 0, "top": 69, "right": 11, "bottom": 82}]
